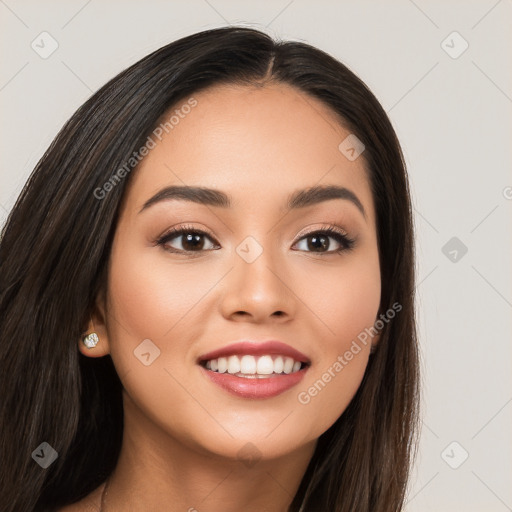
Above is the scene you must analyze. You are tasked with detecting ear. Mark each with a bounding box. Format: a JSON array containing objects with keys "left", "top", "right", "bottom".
[{"left": 78, "top": 288, "right": 111, "bottom": 358}]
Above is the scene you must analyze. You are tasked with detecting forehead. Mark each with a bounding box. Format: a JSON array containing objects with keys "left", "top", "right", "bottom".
[{"left": 122, "top": 82, "right": 375, "bottom": 223}]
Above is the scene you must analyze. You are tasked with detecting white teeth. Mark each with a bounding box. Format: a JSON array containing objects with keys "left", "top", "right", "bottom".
[
  {"left": 240, "top": 355, "right": 256, "bottom": 374},
  {"left": 227, "top": 355, "right": 241, "bottom": 374},
  {"left": 203, "top": 354, "right": 305, "bottom": 376},
  {"left": 283, "top": 357, "right": 294, "bottom": 374},
  {"left": 273, "top": 356, "right": 284, "bottom": 374},
  {"left": 256, "top": 355, "right": 274, "bottom": 375},
  {"left": 217, "top": 357, "right": 228, "bottom": 373}
]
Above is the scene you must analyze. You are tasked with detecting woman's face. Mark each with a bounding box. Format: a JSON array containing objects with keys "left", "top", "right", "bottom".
[{"left": 91, "top": 82, "right": 381, "bottom": 461}]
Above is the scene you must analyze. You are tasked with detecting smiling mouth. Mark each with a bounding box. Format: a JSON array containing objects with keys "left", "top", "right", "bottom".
[{"left": 199, "top": 354, "right": 310, "bottom": 379}]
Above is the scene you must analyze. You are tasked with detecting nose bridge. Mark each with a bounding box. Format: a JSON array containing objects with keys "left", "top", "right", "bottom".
[{"left": 220, "top": 233, "right": 295, "bottom": 321}]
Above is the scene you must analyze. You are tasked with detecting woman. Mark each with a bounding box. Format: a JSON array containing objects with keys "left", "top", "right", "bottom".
[{"left": 0, "top": 26, "right": 420, "bottom": 511}]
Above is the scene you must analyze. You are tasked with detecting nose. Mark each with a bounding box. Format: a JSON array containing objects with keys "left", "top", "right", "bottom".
[{"left": 218, "top": 246, "right": 297, "bottom": 324}]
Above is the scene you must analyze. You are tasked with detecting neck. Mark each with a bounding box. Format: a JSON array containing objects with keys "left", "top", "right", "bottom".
[{"left": 101, "top": 391, "right": 315, "bottom": 512}]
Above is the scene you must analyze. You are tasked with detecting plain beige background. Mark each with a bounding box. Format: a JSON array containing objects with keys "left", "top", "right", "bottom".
[{"left": 1, "top": 1, "right": 511, "bottom": 510}]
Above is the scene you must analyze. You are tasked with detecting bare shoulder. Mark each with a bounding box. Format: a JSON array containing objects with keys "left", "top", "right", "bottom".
[{"left": 55, "top": 482, "right": 106, "bottom": 512}]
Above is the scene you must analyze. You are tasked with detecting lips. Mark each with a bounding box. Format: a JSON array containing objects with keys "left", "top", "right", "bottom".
[
  {"left": 197, "top": 340, "right": 311, "bottom": 399},
  {"left": 199, "top": 365, "right": 309, "bottom": 399},
  {"left": 197, "top": 340, "right": 311, "bottom": 365}
]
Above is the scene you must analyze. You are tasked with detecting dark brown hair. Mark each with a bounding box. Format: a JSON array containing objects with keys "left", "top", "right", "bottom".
[{"left": 0, "top": 26, "right": 419, "bottom": 511}]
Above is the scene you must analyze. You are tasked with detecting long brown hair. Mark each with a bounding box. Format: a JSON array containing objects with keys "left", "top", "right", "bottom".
[{"left": 0, "top": 26, "right": 419, "bottom": 511}]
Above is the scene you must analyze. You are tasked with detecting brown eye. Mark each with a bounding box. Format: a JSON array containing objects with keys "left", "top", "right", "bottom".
[
  {"left": 294, "top": 227, "right": 355, "bottom": 254},
  {"left": 156, "top": 228, "right": 219, "bottom": 253}
]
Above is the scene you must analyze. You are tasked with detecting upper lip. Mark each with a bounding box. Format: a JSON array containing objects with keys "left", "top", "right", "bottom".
[{"left": 198, "top": 341, "right": 311, "bottom": 364}]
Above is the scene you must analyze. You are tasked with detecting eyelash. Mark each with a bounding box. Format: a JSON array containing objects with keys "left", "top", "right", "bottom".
[{"left": 155, "top": 223, "right": 356, "bottom": 256}]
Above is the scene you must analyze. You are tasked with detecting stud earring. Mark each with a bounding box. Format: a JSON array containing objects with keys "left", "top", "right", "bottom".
[
  {"left": 82, "top": 332, "right": 99, "bottom": 349},
  {"left": 82, "top": 315, "right": 99, "bottom": 349}
]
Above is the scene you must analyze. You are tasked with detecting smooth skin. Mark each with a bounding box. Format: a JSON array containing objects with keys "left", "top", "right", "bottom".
[{"left": 64, "top": 82, "right": 381, "bottom": 511}]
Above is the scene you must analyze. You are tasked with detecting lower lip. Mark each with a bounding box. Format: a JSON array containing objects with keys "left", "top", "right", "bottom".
[{"left": 199, "top": 365, "right": 309, "bottom": 399}]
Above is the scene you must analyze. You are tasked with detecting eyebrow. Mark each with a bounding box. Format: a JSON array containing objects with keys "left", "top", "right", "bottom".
[{"left": 139, "top": 184, "right": 366, "bottom": 219}]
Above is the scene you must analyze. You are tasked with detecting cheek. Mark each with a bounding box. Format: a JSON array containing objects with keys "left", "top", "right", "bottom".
[
  {"left": 300, "top": 247, "right": 381, "bottom": 347},
  {"left": 332, "top": 263, "right": 381, "bottom": 343},
  {"left": 103, "top": 241, "right": 218, "bottom": 438},
  {"left": 106, "top": 240, "right": 217, "bottom": 340},
  {"left": 293, "top": 251, "right": 380, "bottom": 434},
  {"left": 103, "top": 237, "right": 230, "bottom": 404}
]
